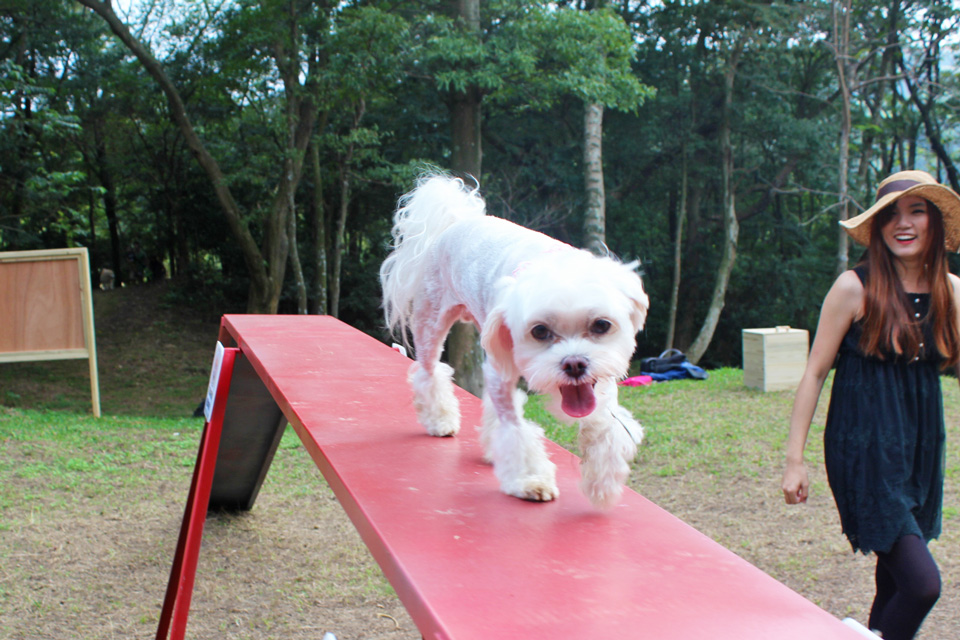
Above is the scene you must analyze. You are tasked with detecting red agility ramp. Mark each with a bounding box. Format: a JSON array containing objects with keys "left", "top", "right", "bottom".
[{"left": 158, "top": 314, "right": 867, "bottom": 640}]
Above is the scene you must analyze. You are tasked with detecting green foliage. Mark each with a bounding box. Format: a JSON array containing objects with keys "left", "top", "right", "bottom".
[
  {"left": 5, "top": 0, "right": 960, "bottom": 365},
  {"left": 421, "top": 2, "right": 652, "bottom": 111},
  {"left": 0, "top": 40, "right": 88, "bottom": 247},
  {"left": 325, "top": 5, "right": 410, "bottom": 101},
  {"left": 163, "top": 254, "right": 249, "bottom": 316},
  {"left": 494, "top": 6, "right": 653, "bottom": 110}
]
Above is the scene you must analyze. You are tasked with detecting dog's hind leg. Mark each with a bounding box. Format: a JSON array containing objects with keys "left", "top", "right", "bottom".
[
  {"left": 408, "top": 305, "right": 464, "bottom": 437},
  {"left": 481, "top": 361, "right": 558, "bottom": 502},
  {"left": 577, "top": 380, "right": 642, "bottom": 508}
]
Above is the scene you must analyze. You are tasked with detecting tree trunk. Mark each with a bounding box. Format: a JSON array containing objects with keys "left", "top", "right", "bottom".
[
  {"left": 330, "top": 99, "right": 365, "bottom": 318},
  {"left": 665, "top": 148, "right": 687, "bottom": 351},
  {"left": 281, "top": 41, "right": 307, "bottom": 315},
  {"left": 445, "top": 0, "right": 485, "bottom": 396},
  {"left": 676, "top": 185, "right": 702, "bottom": 349},
  {"left": 308, "top": 139, "right": 328, "bottom": 315},
  {"left": 288, "top": 199, "right": 307, "bottom": 314},
  {"left": 331, "top": 170, "right": 350, "bottom": 318},
  {"left": 93, "top": 121, "right": 123, "bottom": 287},
  {"left": 833, "top": 0, "right": 852, "bottom": 278},
  {"left": 451, "top": 86, "right": 483, "bottom": 179},
  {"left": 76, "top": 1, "right": 267, "bottom": 300},
  {"left": 686, "top": 42, "right": 743, "bottom": 364},
  {"left": 583, "top": 102, "right": 606, "bottom": 255}
]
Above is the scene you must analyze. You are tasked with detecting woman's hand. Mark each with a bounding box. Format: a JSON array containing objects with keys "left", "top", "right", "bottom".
[{"left": 781, "top": 461, "right": 809, "bottom": 504}]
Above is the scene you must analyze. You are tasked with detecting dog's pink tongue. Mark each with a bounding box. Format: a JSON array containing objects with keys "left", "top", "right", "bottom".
[{"left": 559, "top": 384, "right": 596, "bottom": 418}]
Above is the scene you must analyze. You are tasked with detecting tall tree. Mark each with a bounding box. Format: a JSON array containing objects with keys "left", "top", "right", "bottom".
[
  {"left": 896, "top": 0, "right": 960, "bottom": 191},
  {"left": 583, "top": 102, "right": 606, "bottom": 253},
  {"left": 687, "top": 36, "right": 743, "bottom": 365},
  {"left": 321, "top": 6, "right": 409, "bottom": 317},
  {"left": 445, "top": 0, "right": 486, "bottom": 395},
  {"left": 832, "top": 0, "right": 853, "bottom": 277},
  {"left": 665, "top": 144, "right": 688, "bottom": 350},
  {"left": 308, "top": 138, "right": 328, "bottom": 315},
  {"left": 74, "top": 0, "right": 320, "bottom": 312},
  {"left": 578, "top": 0, "right": 622, "bottom": 255}
]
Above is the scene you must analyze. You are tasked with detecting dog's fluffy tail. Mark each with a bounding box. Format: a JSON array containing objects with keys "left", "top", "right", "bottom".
[{"left": 380, "top": 174, "right": 487, "bottom": 345}]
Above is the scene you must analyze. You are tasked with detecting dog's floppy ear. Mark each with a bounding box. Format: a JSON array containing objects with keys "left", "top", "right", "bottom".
[
  {"left": 614, "top": 263, "right": 649, "bottom": 334},
  {"left": 481, "top": 306, "right": 520, "bottom": 381}
]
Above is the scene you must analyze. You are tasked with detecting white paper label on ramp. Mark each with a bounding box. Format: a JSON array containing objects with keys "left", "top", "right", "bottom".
[{"left": 203, "top": 341, "right": 225, "bottom": 422}]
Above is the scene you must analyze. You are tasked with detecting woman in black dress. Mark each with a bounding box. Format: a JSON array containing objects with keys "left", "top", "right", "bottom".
[{"left": 781, "top": 170, "right": 960, "bottom": 639}]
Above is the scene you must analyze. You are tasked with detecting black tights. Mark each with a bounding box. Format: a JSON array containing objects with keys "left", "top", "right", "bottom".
[{"left": 868, "top": 535, "right": 941, "bottom": 640}]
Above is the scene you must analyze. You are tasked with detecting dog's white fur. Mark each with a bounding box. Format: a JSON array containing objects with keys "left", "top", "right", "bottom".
[{"left": 380, "top": 175, "right": 648, "bottom": 508}]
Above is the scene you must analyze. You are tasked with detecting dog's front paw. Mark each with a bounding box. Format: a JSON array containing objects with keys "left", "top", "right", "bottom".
[
  {"left": 580, "top": 465, "right": 627, "bottom": 509},
  {"left": 578, "top": 406, "right": 639, "bottom": 508},
  {"left": 502, "top": 471, "right": 560, "bottom": 502},
  {"left": 502, "top": 445, "right": 558, "bottom": 501},
  {"left": 518, "top": 482, "right": 560, "bottom": 502},
  {"left": 487, "top": 416, "right": 558, "bottom": 502},
  {"left": 409, "top": 362, "right": 461, "bottom": 436},
  {"left": 417, "top": 399, "right": 460, "bottom": 437}
]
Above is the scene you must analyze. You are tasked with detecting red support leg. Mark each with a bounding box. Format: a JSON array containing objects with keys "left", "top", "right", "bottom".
[{"left": 156, "top": 347, "right": 238, "bottom": 640}]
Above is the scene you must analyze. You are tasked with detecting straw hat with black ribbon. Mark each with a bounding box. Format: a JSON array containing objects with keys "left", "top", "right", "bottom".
[{"left": 840, "top": 170, "right": 960, "bottom": 252}]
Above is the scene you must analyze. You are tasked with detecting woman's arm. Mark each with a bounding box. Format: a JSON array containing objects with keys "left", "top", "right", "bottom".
[
  {"left": 781, "top": 270, "right": 863, "bottom": 504},
  {"left": 949, "top": 273, "right": 960, "bottom": 387}
]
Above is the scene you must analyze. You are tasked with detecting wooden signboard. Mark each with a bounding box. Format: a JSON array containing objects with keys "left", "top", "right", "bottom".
[{"left": 0, "top": 248, "right": 101, "bottom": 417}]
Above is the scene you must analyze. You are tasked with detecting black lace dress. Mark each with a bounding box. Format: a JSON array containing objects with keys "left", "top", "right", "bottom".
[{"left": 823, "top": 267, "right": 946, "bottom": 554}]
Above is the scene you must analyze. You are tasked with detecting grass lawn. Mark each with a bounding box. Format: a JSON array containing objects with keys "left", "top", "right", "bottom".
[{"left": 1, "top": 284, "right": 958, "bottom": 638}]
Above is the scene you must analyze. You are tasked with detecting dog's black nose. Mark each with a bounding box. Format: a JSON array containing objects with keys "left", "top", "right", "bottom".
[{"left": 561, "top": 356, "right": 589, "bottom": 380}]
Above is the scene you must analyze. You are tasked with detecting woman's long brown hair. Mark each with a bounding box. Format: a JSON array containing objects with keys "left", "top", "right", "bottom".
[{"left": 859, "top": 202, "right": 960, "bottom": 368}]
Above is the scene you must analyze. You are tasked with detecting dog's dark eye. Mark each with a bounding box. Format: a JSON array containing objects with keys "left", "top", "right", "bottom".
[
  {"left": 531, "top": 324, "right": 553, "bottom": 341},
  {"left": 590, "top": 319, "right": 612, "bottom": 336}
]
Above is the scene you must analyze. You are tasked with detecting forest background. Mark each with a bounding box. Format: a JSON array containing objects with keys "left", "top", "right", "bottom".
[{"left": 4, "top": 0, "right": 960, "bottom": 377}]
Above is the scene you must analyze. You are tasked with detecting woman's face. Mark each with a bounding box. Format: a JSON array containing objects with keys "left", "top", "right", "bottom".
[{"left": 880, "top": 195, "right": 931, "bottom": 262}]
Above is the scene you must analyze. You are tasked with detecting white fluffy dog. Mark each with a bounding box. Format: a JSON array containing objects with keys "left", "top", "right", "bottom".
[{"left": 380, "top": 175, "right": 649, "bottom": 508}]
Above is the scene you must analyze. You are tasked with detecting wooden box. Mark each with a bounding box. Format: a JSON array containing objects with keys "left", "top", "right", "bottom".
[{"left": 742, "top": 326, "right": 809, "bottom": 392}]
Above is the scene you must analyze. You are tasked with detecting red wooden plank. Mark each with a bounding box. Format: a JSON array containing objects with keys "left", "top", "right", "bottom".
[{"left": 220, "top": 314, "right": 862, "bottom": 640}]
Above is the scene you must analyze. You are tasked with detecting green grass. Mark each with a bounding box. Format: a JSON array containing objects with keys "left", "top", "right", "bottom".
[
  {"left": 1, "top": 368, "right": 803, "bottom": 542},
  {"left": 0, "top": 407, "right": 320, "bottom": 524},
  {"left": 7, "top": 365, "right": 959, "bottom": 514}
]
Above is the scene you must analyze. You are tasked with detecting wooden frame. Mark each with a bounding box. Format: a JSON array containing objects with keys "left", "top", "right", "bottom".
[{"left": 0, "top": 248, "right": 101, "bottom": 417}]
